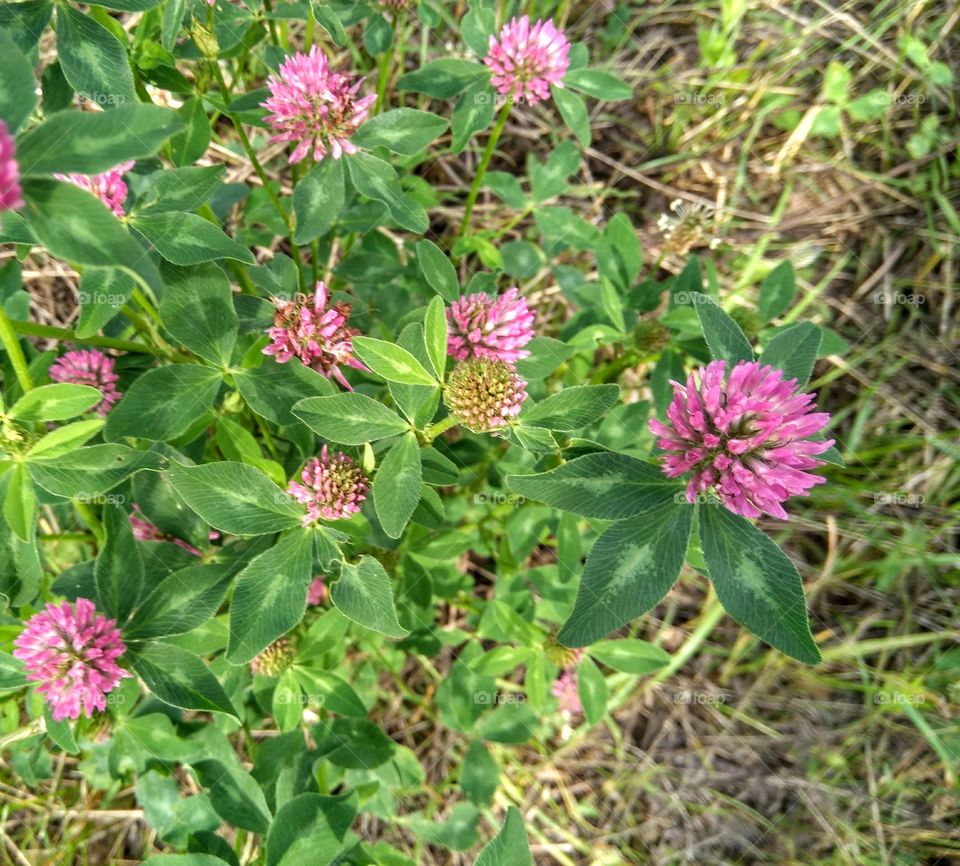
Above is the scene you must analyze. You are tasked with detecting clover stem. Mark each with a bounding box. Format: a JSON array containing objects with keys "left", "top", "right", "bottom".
[
  {"left": 0, "top": 304, "right": 34, "bottom": 393},
  {"left": 375, "top": 50, "right": 391, "bottom": 113},
  {"left": 649, "top": 587, "right": 725, "bottom": 685},
  {"left": 5, "top": 320, "right": 158, "bottom": 355},
  {"left": 458, "top": 96, "right": 512, "bottom": 242},
  {"left": 73, "top": 500, "right": 104, "bottom": 545},
  {"left": 423, "top": 414, "right": 458, "bottom": 444},
  {"left": 209, "top": 61, "right": 302, "bottom": 279}
]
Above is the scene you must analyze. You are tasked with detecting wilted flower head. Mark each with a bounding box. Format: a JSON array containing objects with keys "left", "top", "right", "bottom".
[
  {"left": 287, "top": 445, "right": 369, "bottom": 526},
  {"left": 13, "top": 598, "right": 131, "bottom": 721},
  {"left": 263, "top": 281, "right": 366, "bottom": 390},
  {"left": 49, "top": 349, "right": 122, "bottom": 416},
  {"left": 649, "top": 360, "right": 834, "bottom": 520},
  {"left": 54, "top": 161, "right": 134, "bottom": 217},
  {"left": 552, "top": 670, "right": 582, "bottom": 716},
  {"left": 445, "top": 358, "right": 528, "bottom": 432},
  {"left": 262, "top": 45, "right": 375, "bottom": 164},
  {"left": 484, "top": 16, "right": 570, "bottom": 105},
  {"left": 251, "top": 638, "right": 295, "bottom": 676},
  {"left": 447, "top": 288, "right": 535, "bottom": 364},
  {"left": 307, "top": 576, "right": 327, "bottom": 606},
  {"left": 0, "top": 121, "right": 23, "bottom": 212},
  {"left": 657, "top": 198, "right": 720, "bottom": 256}
]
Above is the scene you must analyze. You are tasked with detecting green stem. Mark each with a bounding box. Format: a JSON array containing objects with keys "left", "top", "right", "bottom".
[
  {"left": 262, "top": 0, "right": 282, "bottom": 46},
  {"left": 234, "top": 118, "right": 289, "bottom": 227},
  {"left": 310, "top": 238, "right": 321, "bottom": 285},
  {"left": 417, "top": 20, "right": 429, "bottom": 110},
  {"left": 73, "top": 501, "right": 104, "bottom": 544},
  {"left": 0, "top": 304, "right": 34, "bottom": 393},
  {"left": 499, "top": 204, "right": 533, "bottom": 237},
  {"left": 39, "top": 533, "right": 94, "bottom": 542},
  {"left": 458, "top": 97, "right": 512, "bottom": 241},
  {"left": 255, "top": 414, "right": 280, "bottom": 461},
  {"left": 131, "top": 286, "right": 163, "bottom": 329},
  {"left": 210, "top": 62, "right": 292, "bottom": 232},
  {"left": 375, "top": 50, "right": 391, "bottom": 113},
  {"left": 121, "top": 291, "right": 178, "bottom": 359},
  {"left": 423, "top": 414, "right": 458, "bottom": 444},
  {"left": 648, "top": 589, "right": 725, "bottom": 686},
  {"left": 5, "top": 320, "right": 158, "bottom": 355},
  {"left": 213, "top": 66, "right": 304, "bottom": 286}
]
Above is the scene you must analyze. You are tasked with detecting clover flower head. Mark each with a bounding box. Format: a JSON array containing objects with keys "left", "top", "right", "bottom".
[
  {"left": 447, "top": 288, "right": 535, "bottom": 364},
  {"left": 263, "top": 281, "right": 366, "bottom": 390},
  {"left": 251, "top": 638, "right": 295, "bottom": 677},
  {"left": 13, "top": 598, "right": 131, "bottom": 721},
  {"left": 0, "top": 121, "right": 23, "bottom": 212},
  {"left": 54, "top": 161, "right": 134, "bottom": 217},
  {"left": 484, "top": 16, "right": 570, "bottom": 105},
  {"left": 649, "top": 360, "right": 835, "bottom": 520},
  {"left": 445, "top": 358, "right": 528, "bottom": 432},
  {"left": 48, "top": 349, "right": 122, "bottom": 416},
  {"left": 262, "top": 46, "right": 375, "bottom": 164},
  {"left": 307, "top": 576, "right": 327, "bottom": 606},
  {"left": 287, "top": 445, "right": 369, "bottom": 526}
]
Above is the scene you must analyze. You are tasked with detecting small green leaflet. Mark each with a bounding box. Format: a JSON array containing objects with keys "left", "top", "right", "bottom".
[
  {"left": 699, "top": 505, "right": 821, "bottom": 664},
  {"left": 559, "top": 502, "right": 692, "bottom": 646},
  {"left": 330, "top": 556, "right": 409, "bottom": 638},
  {"left": 690, "top": 292, "right": 754, "bottom": 365},
  {"left": 507, "top": 452, "right": 680, "bottom": 520},
  {"left": 352, "top": 336, "right": 438, "bottom": 386}
]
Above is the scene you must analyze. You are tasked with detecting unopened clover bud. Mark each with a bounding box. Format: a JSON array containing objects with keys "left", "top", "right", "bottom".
[
  {"left": 191, "top": 21, "right": 220, "bottom": 58},
  {"left": 223, "top": 390, "right": 245, "bottom": 413}
]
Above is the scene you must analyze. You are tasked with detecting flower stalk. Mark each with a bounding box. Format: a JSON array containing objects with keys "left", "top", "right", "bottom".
[
  {"left": 458, "top": 96, "right": 512, "bottom": 241},
  {"left": 0, "top": 303, "right": 33, "bottom": 393}
]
